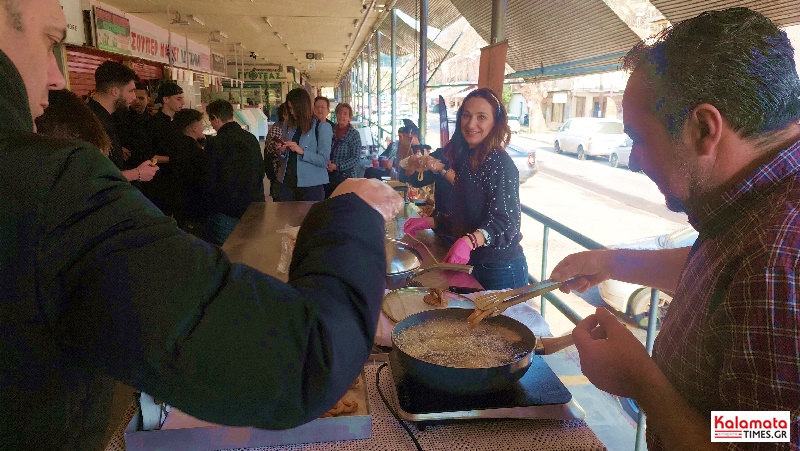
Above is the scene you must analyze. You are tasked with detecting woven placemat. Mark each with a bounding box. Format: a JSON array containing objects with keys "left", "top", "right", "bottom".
[{"left": 220, "top": 364, "right": 606, "bottom": 451}]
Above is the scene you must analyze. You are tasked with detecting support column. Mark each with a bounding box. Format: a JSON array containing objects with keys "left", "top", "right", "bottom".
[
  {"left": 418, "top": 0, "right": 428, "bottom": 144},
  {"left": 376, "top": 31, "right": 382, "bottom": 146},
  {"left": 367, "top": 44, "right": 372, "bottom": 129},
  {"left": 359, "top": 56, "right": 365, "bottom": 121},
  {"left": 391, "top": 8, "right": 397, "bottom": 140},
  {"left": 478, "top": 0, "right": 508, "bottom": 98}
]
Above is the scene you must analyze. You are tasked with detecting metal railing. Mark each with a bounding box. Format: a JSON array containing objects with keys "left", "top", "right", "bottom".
[{"left": 519, "top": 203, "right": 662, "bottom": 451}]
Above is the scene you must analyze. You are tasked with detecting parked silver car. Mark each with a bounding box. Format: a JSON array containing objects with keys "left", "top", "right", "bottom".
[
  {"left": 598, "top": 226, "right": 699, "bottom": 329},
  {"left": 554, "top": 117, "right": 626, "bottom": 160},
  {"left": 609, "top": 136, "right": 632, "bottom": 168},
  {"left": 507, "top": 143, "right": 538, "bottom": 184}
]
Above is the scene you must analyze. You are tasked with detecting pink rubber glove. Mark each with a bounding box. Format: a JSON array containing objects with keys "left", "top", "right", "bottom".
[
  {"left": 443, "top": 237, "right": 473, "bottom": 264},
  {"left": 403, "top": 217, "right": 433, "bottom": 236}
]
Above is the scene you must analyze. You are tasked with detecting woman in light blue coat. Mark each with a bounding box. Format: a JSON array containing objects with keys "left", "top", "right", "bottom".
[{"left": 277, "top": 88, "right": 333, "bottom": 201}]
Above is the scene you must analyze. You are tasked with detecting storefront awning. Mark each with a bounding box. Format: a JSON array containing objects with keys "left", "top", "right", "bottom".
[
  {"left": 450, "top": 0, "right": 640, "bottom": 79},
  {"left": 651, "top": 0, "right": 800, "bottom": 27}
]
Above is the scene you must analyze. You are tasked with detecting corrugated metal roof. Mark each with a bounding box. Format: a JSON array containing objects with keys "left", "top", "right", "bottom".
[
  {"left": 376, "top": 15, "right": 452, "bottom": 64},
  {"left": 450, "top": 0, "right": 641, "bottom": 77},
  {"left": 651, "top": 0, "right": 800, "bottom": 27},
  {"left": 393, "top": 0, "right": 463, "bottom": 30}
]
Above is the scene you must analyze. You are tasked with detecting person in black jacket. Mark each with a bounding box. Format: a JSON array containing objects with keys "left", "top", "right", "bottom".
[
  {"left": 170, "top": 108, "right": 210, "bottom": 235},
  {"left": 140, "top": 82, "right": 185, "bottom": 216},
  {"left": 87, "top": 60, "right": 149, "bottom": 182},
  {"left": 204, "top": 99, "right": 266, "bottom": 245},
  {"left": 0, "top": 2, "right": 403, "bottom": 449},
  {"left": 113, "top": 83, "right": 153, "bottom": 169}
]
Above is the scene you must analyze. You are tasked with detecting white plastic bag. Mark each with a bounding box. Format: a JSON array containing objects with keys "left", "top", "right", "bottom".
[{"left": 276, "top": 225, "right": 300, "bottom": 274}]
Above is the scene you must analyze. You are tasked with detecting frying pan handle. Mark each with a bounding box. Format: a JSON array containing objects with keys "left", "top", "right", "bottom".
[
  {"left": 535, "top": 334, "right": 575, "bottom": 355},
  {"left": 432, "top": 263, "right": 473, "bottom": 273}
]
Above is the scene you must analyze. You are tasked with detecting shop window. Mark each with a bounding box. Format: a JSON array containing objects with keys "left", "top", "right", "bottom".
[
  {"left": 575, "top": 97, "right": 586, "bottom": 118},
  {"left": 553, "top": 102, "right": 564, "bottom": 123}
]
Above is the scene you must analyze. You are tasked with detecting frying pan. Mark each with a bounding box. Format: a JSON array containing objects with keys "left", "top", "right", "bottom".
[
  {"left": 391, "top": 308, "right": 573, "bottom": 394},
  {"left": 385, "top": 238, "right": 472, "bottom": 289}
]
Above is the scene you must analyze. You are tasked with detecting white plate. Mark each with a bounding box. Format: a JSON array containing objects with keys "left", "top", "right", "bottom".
[{"left": 381, "top": 287, "right": 474, "bottom": 323}]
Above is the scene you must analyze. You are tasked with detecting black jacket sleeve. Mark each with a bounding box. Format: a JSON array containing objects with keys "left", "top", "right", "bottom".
[{"left": 36, "top": 145, "right": 386, "bottom": 429}]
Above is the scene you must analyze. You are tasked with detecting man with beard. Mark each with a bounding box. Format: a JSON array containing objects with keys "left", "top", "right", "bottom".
[
  {"left": 113, "top": 83, "right": 153, "bottom": 168},
  {"left": 550, "top": 7, "right": 800, "bottom": 450},
  {"left": 88, "top": 60, "right": 138, "bottom": 174}
]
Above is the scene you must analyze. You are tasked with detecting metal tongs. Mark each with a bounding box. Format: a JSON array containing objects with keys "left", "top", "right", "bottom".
[{"left": 467, "top": 277, "right": 576, "bottom": 325}]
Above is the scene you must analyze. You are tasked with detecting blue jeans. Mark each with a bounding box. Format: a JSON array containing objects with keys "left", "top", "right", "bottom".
[
  {"left": 205, "top": 213, "right": 239, "bottom": 246},
  {"left": 471, "top": 256, "right": 529, "bottom": 290}
]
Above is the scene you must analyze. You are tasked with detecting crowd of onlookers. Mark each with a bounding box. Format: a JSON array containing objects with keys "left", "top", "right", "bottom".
[{"left": 40, "top": 59, "right": 376, "bottom": 246}]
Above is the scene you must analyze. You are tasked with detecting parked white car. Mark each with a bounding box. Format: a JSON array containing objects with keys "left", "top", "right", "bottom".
[
  {"left": 507, "top": 115, "right": 521, "bottom": 133},
  {"left": 554, "top": 117, "right": 626, "bottom": 160},
  {"left": 598, "top": 226, "right": 699, "bottom": 329},
  {"left": 609, "top": 136, "right": 632, "bottom": 168}
]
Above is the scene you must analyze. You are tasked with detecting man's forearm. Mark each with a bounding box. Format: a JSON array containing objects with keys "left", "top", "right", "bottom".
[
  {"left": 610, "top": 247, "right": 690, "bottom": 293},
  {"left": 635, "top": 367, "right": 723, "bottom": 450}
]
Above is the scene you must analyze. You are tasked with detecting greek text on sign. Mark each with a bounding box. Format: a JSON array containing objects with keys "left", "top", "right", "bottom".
[
  {"left": 239, "top": 69, "right": 287, "bottom": 81},
  {"left": 711, "top": 411, "right": 790, "bottom": 442}
]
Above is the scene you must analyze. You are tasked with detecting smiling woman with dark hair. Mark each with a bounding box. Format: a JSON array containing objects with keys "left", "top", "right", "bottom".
[{"left": 402, "top": 88, "right": 527, "bottom": 290}]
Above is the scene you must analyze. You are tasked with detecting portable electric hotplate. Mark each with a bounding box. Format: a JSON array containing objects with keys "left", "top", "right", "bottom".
[{"left": 386, "top": 351, "right": 585, "bottom": 424}]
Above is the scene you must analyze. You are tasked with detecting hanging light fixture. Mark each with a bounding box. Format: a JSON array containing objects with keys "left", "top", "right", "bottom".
[
  {"left": 170, "top": 11, "right": 190, "bottom": 26},
  {"left": 188, "top": 14, "right": 205, "bottom": 26}
]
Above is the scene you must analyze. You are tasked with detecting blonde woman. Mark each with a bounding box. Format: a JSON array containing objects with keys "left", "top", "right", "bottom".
[{"left": 325, "top": 102, "right": 361, "bottom": 198}]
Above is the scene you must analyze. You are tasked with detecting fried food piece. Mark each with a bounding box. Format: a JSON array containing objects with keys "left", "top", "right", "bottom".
[
  {"left": 423, "top": 288, "right": 446, "bottom": 307},
  {"left": 320, "top": 398, "right": 359, "bottom": 418},
  {"left": 418, "top": 204, "right": 435, "bottom": 217}
]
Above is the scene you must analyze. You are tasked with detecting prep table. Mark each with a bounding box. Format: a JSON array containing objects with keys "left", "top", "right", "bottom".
[{"left": 125, "top": 201, "right": 607, "bottom": 450}]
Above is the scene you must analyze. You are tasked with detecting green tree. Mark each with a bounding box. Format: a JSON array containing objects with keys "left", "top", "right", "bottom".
[{"left": 502, "top": 85, "right": 512, "bottom": 110}]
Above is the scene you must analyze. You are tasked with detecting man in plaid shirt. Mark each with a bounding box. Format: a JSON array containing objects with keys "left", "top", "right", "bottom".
[{"left": 551, "top": 8, "right": 800, "bottom": 450}]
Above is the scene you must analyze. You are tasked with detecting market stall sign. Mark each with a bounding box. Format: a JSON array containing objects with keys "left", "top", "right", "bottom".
[
  {"left": 239, "top": 69, "right": 288, "bottom": 81},
  {"left": 212, "top": 53, "right": 226, "bottom": 75},
  {"left": 59, "top": 0, "right": 86, "bottom": 45},
  {"left": 128, "top": 14, "right": 169, "bottom": 64},
  {"left": 94, "top": 7, "right": 131, "bottom": 55}
]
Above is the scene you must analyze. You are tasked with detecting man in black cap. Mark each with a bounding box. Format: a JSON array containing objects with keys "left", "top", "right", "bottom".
[
  {"left": 397, "top": 119, "right": 453, "bottom": 226},
  {"left": 399, "top": 118, "right": 430, "bottom": 161},
  {"left": 148, "top": 82, "right": 184, "bottom": 159},
  {"left": 141, "top": 82, "right": 186, "bottom": 215}
]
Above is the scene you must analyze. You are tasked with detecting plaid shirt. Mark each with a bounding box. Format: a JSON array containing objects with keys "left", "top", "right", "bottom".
[
  {"left": 264, "top": 122, "right": 283, "bottom": 176},
  {"left": 650, "top": 140, "right": 800, "bottom": 450},
  {"left": 329, "top": 125, "right": 361, "bottom": 179}
]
